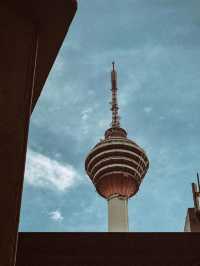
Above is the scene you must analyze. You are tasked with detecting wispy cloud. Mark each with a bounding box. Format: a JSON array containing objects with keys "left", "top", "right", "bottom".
[
  {"left": 49, "top": 210, "right": 64, "bottom": 222},
  {"left": 25, "top": 148, "right": 81, "bottom": 192},
  {"left": 144, "top": 106, "right": 152, "bottom": 114},
  {"left": 81, "top": 107, "right": 93, "bottom": 121}
]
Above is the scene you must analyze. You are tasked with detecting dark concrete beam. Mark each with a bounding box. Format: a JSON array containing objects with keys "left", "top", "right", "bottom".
[
  {"left": 16, "top": 233, "right": 200, "bottom": 266},
  {"left": 0, "top": 1, "right": 77, "bottom": 266}
]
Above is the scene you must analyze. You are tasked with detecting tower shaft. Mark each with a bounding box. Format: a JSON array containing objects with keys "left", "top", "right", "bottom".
[{"left": 108, "top": 195, "right": 128, "bottom": 232}]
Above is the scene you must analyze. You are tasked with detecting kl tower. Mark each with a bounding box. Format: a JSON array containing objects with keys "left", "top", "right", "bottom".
[{"left": 85, "top": 63, "right": 149, "bottom": 232}]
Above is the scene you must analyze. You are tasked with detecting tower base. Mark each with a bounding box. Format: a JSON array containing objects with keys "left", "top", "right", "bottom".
[{"left": 108, "top": 195, "right": 128, "bottom": 232}]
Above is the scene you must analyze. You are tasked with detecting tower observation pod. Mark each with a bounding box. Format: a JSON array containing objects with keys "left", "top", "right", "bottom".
[{"left": 85, "top": 63, "right": 149, "bottom": 232}]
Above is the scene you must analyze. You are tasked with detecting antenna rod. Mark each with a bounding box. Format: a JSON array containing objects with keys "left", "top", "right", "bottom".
[
  {"left": 111, "top": 62, "right": 120, "bottom": 128},
  {"left": 197, "top": 172, "right": 200, "bottom": 192},
  {"left": 112, "top": 61, "right": 115, "bottom": 71},
  {"left": 192, "top": 183, "right": 199, "bottom": 210}
]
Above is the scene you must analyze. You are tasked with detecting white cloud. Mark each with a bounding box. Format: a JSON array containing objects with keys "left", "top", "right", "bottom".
[
  {"left": 81, "top": 107, "right": 93, "bottom": 121},
  {"left": 49, "top": 210, "right": 63, "bottom": 222},
  {"left": 159, "top": 115, "right": 166, "bottom": 120},
  {"left": 98, "top": 118, "right": 110, "bottom": 129},
  {"left": 25, "top": 148, "right": 81, "bottom": 192},
  {"left": 144, "top": 106, "right": 152, "bottom": 114},
  {"left": 80, "top": 107, "right": 95, "bottom": 136}
]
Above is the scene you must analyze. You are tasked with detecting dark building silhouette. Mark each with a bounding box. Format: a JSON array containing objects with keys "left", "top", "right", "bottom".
[{"left": 0, "top": 1, "right": 77, "bottom": 265}]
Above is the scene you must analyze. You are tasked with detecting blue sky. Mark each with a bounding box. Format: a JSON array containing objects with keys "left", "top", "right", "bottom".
[{"left": 19, "top": 0, "right": 200, "bottom": 232}]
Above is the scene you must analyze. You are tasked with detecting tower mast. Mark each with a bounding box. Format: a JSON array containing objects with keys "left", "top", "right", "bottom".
[{"left": 111, "top": 62, "right": 120, "bottom": 128}]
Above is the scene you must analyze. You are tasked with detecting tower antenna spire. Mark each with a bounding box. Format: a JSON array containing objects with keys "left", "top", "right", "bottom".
[{"left": 111, "top": 62, "right": 120, "bottom": 128}]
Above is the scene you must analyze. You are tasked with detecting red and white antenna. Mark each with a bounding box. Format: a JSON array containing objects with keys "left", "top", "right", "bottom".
[{"left": 110, "top": 62, "right": 120, "bottom": 128}]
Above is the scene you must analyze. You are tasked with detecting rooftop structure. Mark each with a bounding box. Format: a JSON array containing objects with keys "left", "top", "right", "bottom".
[
  {"left": 85, "top": 63, "right": 149, "bottom": 231},
  {"left": 184, "top": 173, "right": 200, "bottom": 232}
]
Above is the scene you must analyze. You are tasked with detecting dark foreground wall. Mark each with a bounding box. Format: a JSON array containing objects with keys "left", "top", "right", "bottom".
[
  {"left": 0, "top": 1, "right": 77, "bottom": 266},
  {"left": 16, "top": 233, "right": 200, "bottom": 266}
]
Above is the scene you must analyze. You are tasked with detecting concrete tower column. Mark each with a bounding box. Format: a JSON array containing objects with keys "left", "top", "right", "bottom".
[{"left": 108, "top": 195, "right": 128, "bottom": 232}]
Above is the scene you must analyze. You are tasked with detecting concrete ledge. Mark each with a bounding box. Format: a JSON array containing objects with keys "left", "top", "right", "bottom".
[{"left": 16, "top": 232, "right": 200, "bottom": 266}]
